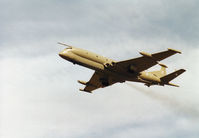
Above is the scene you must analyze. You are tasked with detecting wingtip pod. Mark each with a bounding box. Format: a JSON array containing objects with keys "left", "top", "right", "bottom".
[
  {"left": 139, "top": 52, "right": 152, "bottom": 57},
  {"left": 158, "top": 63, "right": 168, "bottom": 68},
  {"left": 79, "top": 88, "right": 92, "bottom": 93},
  {"left": 168, "top": 48, "right": 182, "bottom": 54},
  {"left": 167, "top": 83, "right": 179, "bottom": 87},
  {"left": 78, "top": 80, "right": 87, "bottom": 85}
]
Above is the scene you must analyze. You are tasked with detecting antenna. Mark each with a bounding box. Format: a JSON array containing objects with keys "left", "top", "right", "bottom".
[{"left": 57, "top": 42, "right": 73, "bottom": 48}]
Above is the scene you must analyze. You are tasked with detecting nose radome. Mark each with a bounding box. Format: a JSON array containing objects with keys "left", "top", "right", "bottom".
[{"left": 59, "top": 51, "right": 64, "bottom": 57}]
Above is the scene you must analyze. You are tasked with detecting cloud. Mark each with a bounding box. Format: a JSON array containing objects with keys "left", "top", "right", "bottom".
[
  {"left": 1, "top": 0, "right": 199, "bottom": 45},
  {"left": 126, "top": 83, "right": 199, "bottom": 118}
]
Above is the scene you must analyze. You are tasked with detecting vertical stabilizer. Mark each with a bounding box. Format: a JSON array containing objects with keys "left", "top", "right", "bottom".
[
  {"left": 149, "top": 63, "right": 167, "bottom": 78},
  {"left": 159, "top": 63, "right": 167, "bottom": 76}
]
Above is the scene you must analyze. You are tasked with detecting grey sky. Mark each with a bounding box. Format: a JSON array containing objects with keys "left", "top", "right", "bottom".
[{"left": 1, "top": 0, "right": 199, "bottom": 138}]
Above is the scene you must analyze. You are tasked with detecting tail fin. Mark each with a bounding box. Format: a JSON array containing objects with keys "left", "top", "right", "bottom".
[
  {"left": 160, "top": 69, "right": 186, "bottom": 83},
  {"left": 150, "top": 63, "right": 167, "bottom": 78},
  {"left": 159, "top": 63, "right": 167, "bottom": 76}
]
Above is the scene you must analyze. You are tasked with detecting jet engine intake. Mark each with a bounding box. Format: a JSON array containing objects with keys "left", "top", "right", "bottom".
[
  {"left": 102, "top": 81, "right": 109, "bottom": 86},
  {"left": 128, "top": 65, "right": 137, "bottom": 73},
  {"left": 100, "top": 78, "right": 109, "bottom": 86},
  {"left": 104, "top": 62, "right": 115, "bottom": 68}
]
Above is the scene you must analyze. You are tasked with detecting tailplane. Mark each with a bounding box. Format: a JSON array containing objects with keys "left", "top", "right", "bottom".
[{"left": 160, "top": 69, "right": 186, "bottom": 86}]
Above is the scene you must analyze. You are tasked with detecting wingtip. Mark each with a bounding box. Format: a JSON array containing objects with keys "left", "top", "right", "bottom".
[
  {"left": 79, "top": 88, "right": 92, "bottom": 93},
  {"left": 168, "top": 48, "right": 182, "bottom": 54},
  {"left": 168, "top": 83, "right": 180, "bottom": 87},
  {"left": 181, "top": 69, "right": 186, "bottom": 72},
  {"left": 158, "top": 63, "right": 168, "bottom": 68}
]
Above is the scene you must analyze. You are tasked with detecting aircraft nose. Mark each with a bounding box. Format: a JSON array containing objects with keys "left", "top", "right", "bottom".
[
  {"left": 59, "top": 51, "right": 65, "bottom": 57},
  {"left": 59, "top": 49, "right": 72, "bottom": 59}
]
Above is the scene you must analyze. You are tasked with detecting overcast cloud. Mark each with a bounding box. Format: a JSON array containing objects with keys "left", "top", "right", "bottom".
[{"left": 1, "top": 0, "right": 199, "bottom": 138}]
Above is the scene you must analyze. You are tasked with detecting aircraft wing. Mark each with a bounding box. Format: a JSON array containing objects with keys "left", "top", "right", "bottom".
[
  {"left": 79, "top": 72, "right": 119, "bottom": 93},
  {"left": 114, "top": 48, "right": 181, "bottom": 73}
]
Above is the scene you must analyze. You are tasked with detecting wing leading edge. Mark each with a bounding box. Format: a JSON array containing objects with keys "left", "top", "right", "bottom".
[
  {"left": 114, "top": 48, "right": 181, "bottom": 73},
  {"left": 79, "top": 72, "right": 120, "bottom": 93},
  {"left": 79, "top": 72, "right": 102, "bottom": 93}
]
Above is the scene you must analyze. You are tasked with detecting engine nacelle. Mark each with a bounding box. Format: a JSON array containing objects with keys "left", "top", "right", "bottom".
[
  {"left": 139, "top": 52, "right": 152, "bottom": 58},
  {"left": 100, "top": 78, "right": 109, "bottom": 86},
  {"left": 128, "top": 64, "right": 137, "bottom": 73}
]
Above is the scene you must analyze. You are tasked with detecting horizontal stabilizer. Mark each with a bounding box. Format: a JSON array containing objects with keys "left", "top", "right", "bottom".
[{"left": 161, "top": 69, "right": 186, "bottom": 83}]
